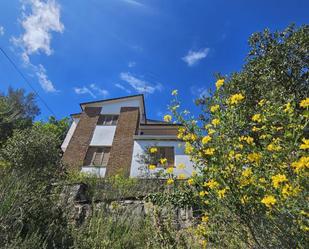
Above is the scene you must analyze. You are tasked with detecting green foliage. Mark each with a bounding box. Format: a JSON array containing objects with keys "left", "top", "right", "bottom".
[
  {"left": 0, "top": 169, "right": 72, "bottom": 249},
  {"left": 34, "top": 116, "right": 70, "bottom": 142},
  {"left": 0, "top": 125, "right": 62, "bottom": 173},
  {"left": 71, "top": 208, "right": 148, "bottom": 249},
  {"left": 169, "top": 24, "right": 309, "bottom": 248},
  {"left": 0, "top": 87, "right": 40, "bottom": 146}
]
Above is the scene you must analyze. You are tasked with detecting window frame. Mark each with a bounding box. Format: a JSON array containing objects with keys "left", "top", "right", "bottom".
[
  {"left": 97, "top": 115, "right": 119, "bottom": 126},
  {"left": 154, "top": 146, "right": 175, "bottom": 168},
  {"left": 86, "top": 146, "right": 111, "bottom": 167}
]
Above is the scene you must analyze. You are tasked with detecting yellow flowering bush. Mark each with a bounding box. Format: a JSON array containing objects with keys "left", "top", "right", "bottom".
[{"left": 169, "top": 71, "right": 308, "bottom": 247}]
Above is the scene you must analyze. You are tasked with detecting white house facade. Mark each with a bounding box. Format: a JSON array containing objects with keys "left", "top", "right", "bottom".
[{"left": 61, "top": 94, "right": 194, "bottom": 178}]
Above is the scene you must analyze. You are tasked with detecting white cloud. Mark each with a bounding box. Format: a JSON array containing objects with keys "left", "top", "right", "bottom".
[
  {"left": 12, "top": 0, "right": 64, "bottom": 92},
  {"left": 74, "top": 84, "right": 109, "bottom": 98},
  {"left": 90, "top": 84, "right": 109, "bottom": 97},
  {"left": 122, "top": 0, "right": 144, "bottom": 7},
  {"left": 128, "top": 61, "right": 136, "bottom": 68},
  {"left": 120, "top": 72, "right": 162, "bottom": 94},
  {"left": 36, "top": 64, "right": 57, "bottom": 92},
  {"left": 74, "top": 87, "right": 96, "bottom": 98},
  {"left": 0, "top": 26, "right": 4, "bottom": 36},
  {"left": 115, "top": 83, "right": 132, "bottom": 94},
  {"left": 182, "top": 48, "right": 210, "bottom": 66},
  {"left": 190, "top": 86, "right": 210, "bottom": 98},
  {"left": 13, "top": 0, "right": 64, "bottom": 56}
]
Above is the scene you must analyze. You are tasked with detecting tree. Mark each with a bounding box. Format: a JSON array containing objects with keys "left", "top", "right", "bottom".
[
  {"left": 0, "top": 87, "right": 40, "bottom": 146},
  {"left": 167, "top": 25, "right": 309, "bottom": 248},
  {"left": 34, "top": 116, "right": 70, "bottom": 144},
  {"left": 0, "top": 125, "right": 62, "bottom": 174}
]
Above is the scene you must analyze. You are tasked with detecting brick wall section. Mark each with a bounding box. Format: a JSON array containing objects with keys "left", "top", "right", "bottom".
[
  {"left": 106, "top": 107, "right": 140, "bottom": 177},
  {"left": 62, "top": 107, "right": 101, "bottom": 169}
]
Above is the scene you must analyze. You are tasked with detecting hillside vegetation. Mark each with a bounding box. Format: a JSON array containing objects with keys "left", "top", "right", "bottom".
[{"left": 0, "top": 24, "right": 308, "bottom": 249}]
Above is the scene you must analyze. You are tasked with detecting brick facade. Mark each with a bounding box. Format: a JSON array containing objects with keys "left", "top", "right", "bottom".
[
  {"left": 62, "top": 107, "right": 101, "bottom": 169},
  {"left": 106, "top": 107, "right": 140, "bottom": 177}
]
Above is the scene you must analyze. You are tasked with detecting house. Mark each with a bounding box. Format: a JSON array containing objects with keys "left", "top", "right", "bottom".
[{"left": 61, "top": 94, "right": 194, "bottom": 178}]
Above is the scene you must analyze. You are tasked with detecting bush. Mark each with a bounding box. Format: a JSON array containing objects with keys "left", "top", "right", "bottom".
[{"left": 166, "top": 25, "right": 309, "bottom": 248}]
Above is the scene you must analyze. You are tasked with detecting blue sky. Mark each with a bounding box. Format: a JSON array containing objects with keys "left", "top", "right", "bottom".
[{"left": 0, "top": 0, "right": 308, "bottom": 120}]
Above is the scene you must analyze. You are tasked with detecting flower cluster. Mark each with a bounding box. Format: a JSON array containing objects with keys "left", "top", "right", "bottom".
[{"left": 167, "top": 77, "right": 309, "bottom": 245}]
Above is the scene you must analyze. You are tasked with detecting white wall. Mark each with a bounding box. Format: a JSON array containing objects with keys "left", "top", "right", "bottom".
[
  {"left": 130, "top": 140, "right": 194, "bottom": 178},
  {"left": 61, "top": 117, "right": 79, "bottom": 152},
  {"left": 90, "top": 126, "right": 116, "bottom": 146},
  {"left": 101, "top": 99, "right": 141, "bottom": 115},
  {"left": 81, "top": 166, "right": 106, "bottom": 177}
]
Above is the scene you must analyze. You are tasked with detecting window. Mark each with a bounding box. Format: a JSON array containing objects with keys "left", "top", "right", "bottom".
[
  {"left": 84, "top": 147, "right": 111, "bottom": 166},
  {"left": 97, "top": 115, "right": 118, "bottom": 125},
  {"left": 155, "top": 147, "right": 175, "bottom": 167}
]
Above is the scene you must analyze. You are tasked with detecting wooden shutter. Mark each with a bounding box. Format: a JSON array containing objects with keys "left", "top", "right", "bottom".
[
  {"left": 156, "top": 147, "right": 174, "bottom": 167},
  {"left": 102, "top": 147, "right": 111, "bottom": 166},
  {"left": 111, "top": 115, "right": 118, "bottom": 125},
  {"left": 91, "top": 148, "right": 104, "bottom": 165},
  {"left": 84, "top": 147, "right": 97, "bottom": 166}
]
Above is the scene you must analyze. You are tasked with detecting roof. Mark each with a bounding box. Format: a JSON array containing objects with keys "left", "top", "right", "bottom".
[
  {"left": 79, "top": 94, "right": 144, "bottom": 109},
  {"left": 72, "top": 94, "right": 181, "bottom": 126},
  {"left": 79, "top": 94, "right": 146, "bottom": 120}
]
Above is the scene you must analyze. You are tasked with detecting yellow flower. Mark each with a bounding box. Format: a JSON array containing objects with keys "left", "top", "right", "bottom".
[
  {"left": 291, "top": 156, "right": 309, "bottom": 173},
  {"left": 166, "top": 167, "right": 174, "bottom": 174},
  {"left": 177, "top": 163, "right": 185, "bottom": 169},
  {"left": 247, "top": 152, "right": 262, "bottom": 164},
  {"left": 171, "top": 89, "right": 178, "bottom": 96},
  {"left": 246, "top": 136, "right": 254, "bottom": 145},
  {"left": 261, "top": 195, "right": 276, "bottom": 208},
  {"left": 258, "top": 99, "right": 266, "bottom": 106},
  {"left": 183, "top": 133, "right": 197, "bottom": 142},
  {"left": 211, "top": 118, "right": 220, "bottom": 126},
  {"left": 201, "top": 214, "right": 209, "bottom": 222},
  {"left": 177, "top": 173, "right": 186, "bottom": 180},
  {"left": 149, "top": 147, "right": 157, "bottom": 153},
  {"left": 204, "top": 148, "right": 215, "bottom": 155},
  {"left": 208, "top": 128, "right": 216, "bottom": 135},
  {"left": 271, "top": 174, "right": 288, "bottom": 188},
  {"left": 252, "top": 114, "right": 262, "bottom": 123},
  {"left": 215, "top": 79, "right": 224, "bottom": 89},
  {"left": 187, "top": 178, "right": 194, "bottom": 185},
  {"left": 210, "top": 104, "right": 220, "bottom": 113},
  {"left": 217, "top": 188, "right": 228, "bottom": 199},
  {"left": 184, "top": 142, "right": 193, "bottom": 154},
  {"left": 177, "top": 127, "right": 185, "bottom": 139},
  {"left": 267, "top": 143, "right": 282, "bottom": 152},
  {"left": 159, "top": 158, "right": 167, "bottom": 165},
  {"left": 202, "top": 135, "right": 212, "bottom": 144},
  {"left": 204, "top": 179, "right": 219, "bottom": 189},
  {"left": 235, "top": 153, "right": 242, "bottom": 160},
  {"left": 148, "top": 164, "right": 156, "bottom": 170},
  {"left": 252, "top": 126, "right": 260, "bottom": 132},
  {"left": 166, "top": 178, "right": 174, "bottom": 185},
  {"left": 236, "top": 143, "right": 244, "bottom": 150},
  {"left": 199, "top": 191, "right": 207, "bottom": 197},
  {"left": 300, "top": 98, "right": 309, "bottom": 108},
  {"left": 239, "top": 136, "right": 254, "bottom": 145},
  {"left": 281, "top": 184, "right": 300, "bottom": 198},
  {"left": 241, "top": 195, "right": 249, "bottom": 204},
  {"left": 163, "top": 115, "right": 172, "bottom": 122},
  {"left": 284, "top": 102, "right": 293, "bottom": 114},
  {"left": 300, "top": 138, "right": 309, "bottom": 150},
  {"left": 241, "top": 167, "right": 253, "bottom": 178},
  {"left": 228, "top": 93, "right": 245, "bottom": 105}
]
